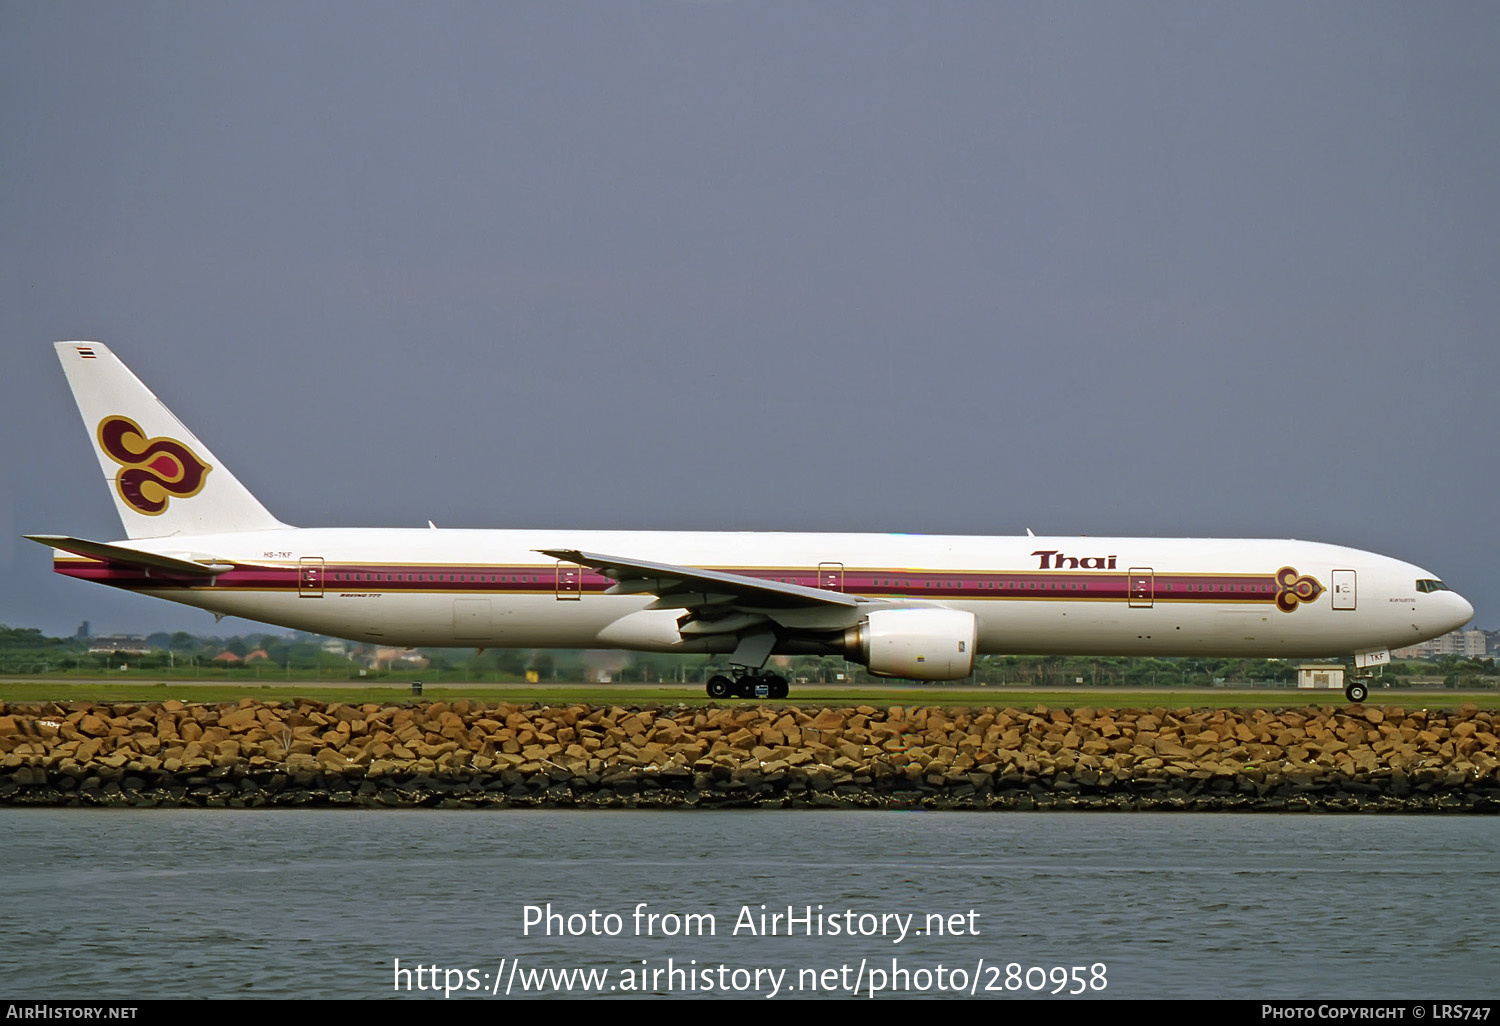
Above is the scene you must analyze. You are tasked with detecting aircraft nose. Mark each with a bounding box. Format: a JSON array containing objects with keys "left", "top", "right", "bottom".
[{"left": 1447, "top": 591, "right": 1475, "bottom": 632}]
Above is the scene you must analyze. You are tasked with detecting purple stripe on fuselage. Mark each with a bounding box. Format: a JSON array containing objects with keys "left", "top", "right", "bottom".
[{"left": 54, "top": 559, "right": 1289, "bottom": 604}]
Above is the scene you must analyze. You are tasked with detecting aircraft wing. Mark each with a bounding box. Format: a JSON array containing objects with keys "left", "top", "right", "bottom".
[
  {"left": 540, "top": 548, "right": 862, "bottom": 608},
  {"left": 539, "top": 548, "right": 877, "bottom": 644}
]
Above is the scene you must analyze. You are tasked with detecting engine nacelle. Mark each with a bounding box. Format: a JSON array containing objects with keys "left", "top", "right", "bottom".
[{"left": 844, "top": 608, "right": 977, "bottom": 680}]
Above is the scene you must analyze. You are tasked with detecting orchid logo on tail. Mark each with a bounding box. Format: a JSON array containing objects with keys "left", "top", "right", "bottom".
[{"left": 96, "top": 415, "right": 212, "bottom": 516}]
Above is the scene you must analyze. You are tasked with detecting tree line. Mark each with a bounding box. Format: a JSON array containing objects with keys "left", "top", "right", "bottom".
[{"left": 0, "top": 624, "right": 1493, "bottom": 686}]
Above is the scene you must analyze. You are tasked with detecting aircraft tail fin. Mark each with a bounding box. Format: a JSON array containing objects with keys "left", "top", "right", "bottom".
[{"left": 54, "top": 341, "right": 287, "bottom": 538}]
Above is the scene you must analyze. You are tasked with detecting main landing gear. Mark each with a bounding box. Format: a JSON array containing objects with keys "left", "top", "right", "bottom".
[{"left": 706, "top": 671, "right": 789, "bottom": 700}]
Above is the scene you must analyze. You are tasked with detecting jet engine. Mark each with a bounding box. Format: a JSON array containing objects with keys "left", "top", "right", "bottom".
[{"left": 843, "top": 607, "right": 977, "bottom": 680}]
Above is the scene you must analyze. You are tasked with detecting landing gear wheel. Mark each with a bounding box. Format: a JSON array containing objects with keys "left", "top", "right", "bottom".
[
  {"left": 765, "top": 673, "right": 789, "bottom": 699},
  {"left": 1345, "top": 680, "right": 1369, "bottom": 703},
  {"left": 706, "top": 675, "right": 732, "bottom": 699}
]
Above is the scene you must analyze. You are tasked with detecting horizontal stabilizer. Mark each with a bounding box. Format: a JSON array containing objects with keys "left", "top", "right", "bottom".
[{"left": 25, "top": 535, "right": 233, "bottom": 576}]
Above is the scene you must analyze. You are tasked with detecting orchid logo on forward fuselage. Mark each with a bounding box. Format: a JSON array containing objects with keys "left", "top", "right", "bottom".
[
  {"left": 96, "top": 415, "right": 212, "bottom": 516},
  {"left": 1275, "top": 567, "right": 1324, "bottom": 612}
]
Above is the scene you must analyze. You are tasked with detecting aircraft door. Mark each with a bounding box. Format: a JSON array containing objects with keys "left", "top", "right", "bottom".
[
  {"left": 555, "top": 560, "right": 582, "bottom": 600},
  {"left": 818, "top": 562, "right": 845, "bottom": 591},
  {"left": 298, "top": 556, "right": 324, "bottom": 598},
  {"left": 1332, "top": 569, "right": 1356, "bottom": 610},
  {"left": 1128, "top": 568, "right": 1153, "bottom": 608}
]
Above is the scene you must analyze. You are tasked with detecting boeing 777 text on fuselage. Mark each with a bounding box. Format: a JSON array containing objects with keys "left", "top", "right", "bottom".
[{"left": 31, "top": 342, "right": 1473, "bottom": 702}]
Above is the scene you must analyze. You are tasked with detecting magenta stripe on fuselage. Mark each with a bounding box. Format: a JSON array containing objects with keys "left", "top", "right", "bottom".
[{"left": 54, "top": 559, "right": 1288, "bottom": 604}]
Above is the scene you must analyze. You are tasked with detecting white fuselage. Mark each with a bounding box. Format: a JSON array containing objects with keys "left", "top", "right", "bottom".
[{"left": 58, "top": 528, "right": 1475, "bottom": 659}]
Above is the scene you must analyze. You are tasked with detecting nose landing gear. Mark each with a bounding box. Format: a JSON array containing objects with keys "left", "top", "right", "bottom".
[{"left": 1344, "top": 678, "right": 1370, "bottom": 703}]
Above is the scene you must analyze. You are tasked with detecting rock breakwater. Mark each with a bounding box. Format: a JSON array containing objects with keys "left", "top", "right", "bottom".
[{"left": 1, "top": 699, "right": 1496, "bottom": 810}]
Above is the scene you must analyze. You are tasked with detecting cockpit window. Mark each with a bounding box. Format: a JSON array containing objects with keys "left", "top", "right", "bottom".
[{"left": 1415, "top": 579, "right": 1450, "bottom": 593}]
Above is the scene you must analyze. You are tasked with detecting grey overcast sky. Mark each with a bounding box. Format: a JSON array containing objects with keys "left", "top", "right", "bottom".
[{"left": 2, "top": 2, "right": 1496, "bottom": 639}]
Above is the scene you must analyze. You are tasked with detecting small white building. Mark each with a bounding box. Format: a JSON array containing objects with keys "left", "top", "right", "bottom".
[
  {"left": 87, "top": 635, "right": 150, "bottom": 655},
  {"left": 1297, "top": 663, "right": 1346, "bottom": 690}
]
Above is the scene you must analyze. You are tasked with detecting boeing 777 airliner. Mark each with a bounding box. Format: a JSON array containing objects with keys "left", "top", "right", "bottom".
[{"left": 31, "top": 342, "right": 1473, "bottom": 702}]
